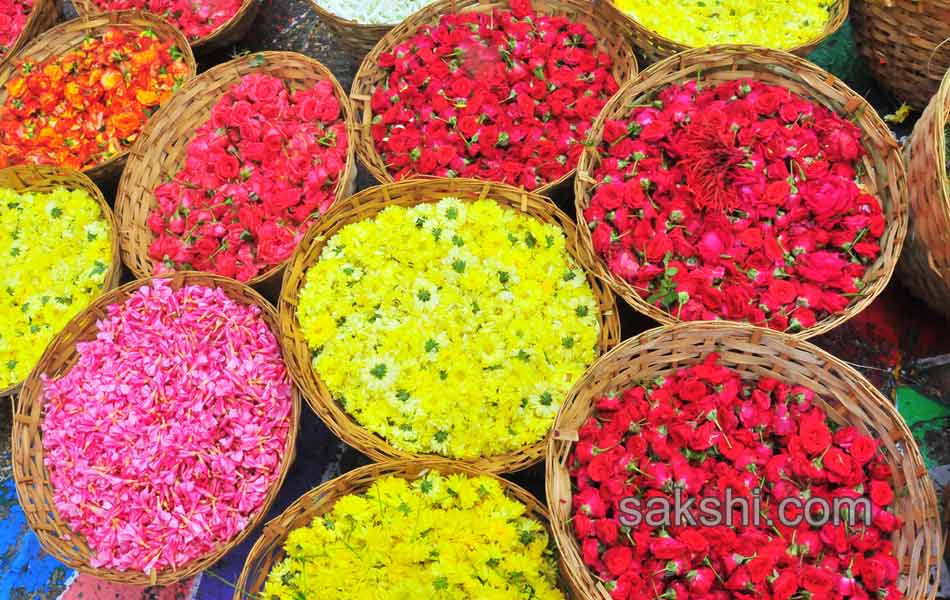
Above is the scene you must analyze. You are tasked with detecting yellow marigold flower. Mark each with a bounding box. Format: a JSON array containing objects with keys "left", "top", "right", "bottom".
[
  {"left": 262, "top": 472, "right": 564, "bottom": 600},
  {"left": 296, "top": 198, "right": 601, "bottom": 459},
  {"left": 615, "top": 0, "right": 835, "bottom": 49},
  {"left": 0, "top": 186, "right": 111, "bottom": 389}
]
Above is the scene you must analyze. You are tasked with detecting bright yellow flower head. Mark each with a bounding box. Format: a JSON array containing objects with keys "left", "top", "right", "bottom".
[
  {"left": 296, "top": 198, "right": 602, "bottom": 459},
  {"left": 615, "top": 0, "right": 835, "bottom": 49},
  {"left": 0, "top": 186, "right": 111, "bottom": 388},
  {"left": 262, "top": 472, "right": 564, "bottom": 600}
]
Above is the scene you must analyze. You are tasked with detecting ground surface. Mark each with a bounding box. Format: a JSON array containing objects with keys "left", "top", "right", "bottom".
[{"left": 0, "top": 1, "right": 948, "bottom": 598}]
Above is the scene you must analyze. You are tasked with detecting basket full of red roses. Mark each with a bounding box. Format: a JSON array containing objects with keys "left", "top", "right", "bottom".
[
  {"left": 115, "top": 51, "right": 356, "bottom": 290},
  {"left": 351, "top": 0, "right": 639, "bottom": 195},
  {"left": 546, "top": 322, "right": 941, "bottom": 600},
  {"left": 0, "top": 11, "right": 196, "bottom": 181},
  {"left": 576, "top": 46, "right": 907, "bottom": 338},
  {"left": 71, "top": 0, "right": 259, "bottom": 53},
  {"left": 0, "top": 0, "right": 58, "bottom": 67}
]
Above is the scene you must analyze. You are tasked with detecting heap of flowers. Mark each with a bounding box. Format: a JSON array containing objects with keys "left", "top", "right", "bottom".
[
  {"left": 0, "top": 0, "right": 32, "bottom": 60},
  {"left": 569, "top": 353, "right": 904, "bottom": 600},
  {"left": 147, "top": 73, "right": 348, "bottom": 282},
  {"left": 262, "top": 471, "right": 564, "bottom": 599},
  {"left": 313, "top": 0, "right": 434, "bottom": 25},
  {"left": 367, "top": 0, "right": 620, "bottom": 190},
  {"left": 42, "top": 279, "right": 293, "bottom": 573},
  {"left": 88, "top": 0, "right": 243, "bottom": 41},
  {"left": 613, "top": 0, "right": 835, "bottom": 49},
  {"left": 585, "top": 79, "right": 886, "bottom": 332},
  {"left": 0, "top": 186, "right": 111, "bottom": 389},
  {"left": 296, "top": 197, "right": 601, "bottom": 459},
  {"left": 0, "top": 27, "right": 190, "bottom": 171}
]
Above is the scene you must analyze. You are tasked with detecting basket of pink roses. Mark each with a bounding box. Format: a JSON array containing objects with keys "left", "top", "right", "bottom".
[{"left": 71, "top": 0, "right": 259, "bottom": 52}]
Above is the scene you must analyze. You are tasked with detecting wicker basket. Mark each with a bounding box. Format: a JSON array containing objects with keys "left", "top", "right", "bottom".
[
  {"left": 351, "top": 0, "right": 639, "bottom": 197},
  {"left": 115, "top": 51, "right": 357, "bottom": 292},
  {"left": 614, "top": 0, "right": 849, "bottom": 64},
  {"left": 0, "top": 164, "right": 121, "bottom": 398},
  {"left": 279, "top": 177, "right": 621, "bottom": 473},
  {"left": 575, "top": 45, "right": 908, "bottom": 339},
  {"left": 234, "top": 458, "right": 564, "bottom": 599},
  {"left": 0, "top": 10, "right": 196, "bottom": 182},
  {"left": 71, "top": 0, "right": 259, "bottom": 53},
  {"left": 309, "top": 1, "right": 394, "bottom": 58},
  {"left": 852, "top": 0, "right": 950, "bottom": 109},
  {"left": 0, "top": 0, "right": 58, "bottom": 67},
  {"left": 12, "top": 272, "right": 301, "bottom": 586},
  {"left": 546, "top": 321, "right": 942, "bottom": 600},
  {"left": 897, "top": 67, "right": 950, "bottom": 318}
]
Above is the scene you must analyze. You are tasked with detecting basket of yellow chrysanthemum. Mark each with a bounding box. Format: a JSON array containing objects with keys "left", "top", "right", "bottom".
[
  {"left": 613, "top": 0, "right": 849, "bottom": 64},
  {"left": 0, "top": 164, "right": 121, "bottom": 397},
  {"left": 235, "top": 459, "right": 567, "bottom": 600},
  {"left": 279, "top": 178, "right": 620, "bottom": 473}
]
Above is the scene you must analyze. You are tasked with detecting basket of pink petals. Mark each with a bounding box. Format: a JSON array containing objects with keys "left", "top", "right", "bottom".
[{"left": 12, "top": 273, "right": 300, "bottom": 586}]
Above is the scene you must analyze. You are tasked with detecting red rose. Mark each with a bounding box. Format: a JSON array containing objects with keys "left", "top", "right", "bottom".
[
  {"left": 595, "top": 518, "right": 620, "bottom": 545},
  {"left": 800, "top": 565, "right": 834, "bottom": 594},
  {"left": 798, "top": 415, "right": 831, "bottom": 455},
  {"left": 771, "top": 570, "right": 798, "bottom": 600},
  {"left": 582, "top": 537, "right": 601, "bottom": 567},
  {"left": 849, "top": 435, "right": 878, "bottom": 465},
  {"left": 574, "top": 512, "right": 594, "bottom": 538},
  {"left": 869, "top": 480, "right": 894, "bottom": 506},
  {"left": 603, "top": 545, "right": 634, "bottom": 577}
]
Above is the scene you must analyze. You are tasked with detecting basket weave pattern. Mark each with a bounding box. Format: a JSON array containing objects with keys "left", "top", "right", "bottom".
[
  {"left": 897, "top": 68, "right": 950, "bottom": 317},
  {"left": 0, "top": 164, "right": 122, "bottom": 398},
  {"left": 615, "top": 0, "right": 849, "bottom": 64},
  {"left": 0, "top": 0, "right": 58, "bottom": 67},
  {"left": 852, "top": 0, "right": 950, "bottom": 109},
  {"left": 575, "top": 45, "right": 908, "bottom": 339},
  {"left": 12, "top": 272, "right": 301, "bottom": 586},
  {"left": 350, "top": 0, "right": 639, "bottom": 196},
  {"left": 234, "top": 459, "right": 560, "bottom": 599},
  {"left": 546, "top": 322, "right": 942, "bottom": 600},
  {"left": 309, "top": 1, "right": 392, "bottom": 57},
  {"left": 0, "top": 10, "right": 196, "bottom": 182},
  {"left": 115, "top": 51, "right": 357, "bottom": 290},
  {"left": 279, "top": 177, "right": 621, "bottom": 473},
  {"left": 71, "top": 0, "right": 260, "bottom": 52}
]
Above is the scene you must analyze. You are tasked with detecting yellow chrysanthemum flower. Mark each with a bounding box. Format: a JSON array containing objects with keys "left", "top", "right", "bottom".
[
  {"left": 615, "top": 0, "right": 836, "bottom": 49},
  {"left": 296, "top": 198, "right": 601, "bottom": 459},
  {"left": 0, "top": 186, "right": 111, "bottom": 388},
  {"left": 262, "top": 472, "right": 564, "bottom": 600}
]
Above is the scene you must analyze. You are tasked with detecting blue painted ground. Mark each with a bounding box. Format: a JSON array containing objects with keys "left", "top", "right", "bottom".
[{"left": 0, "top": 473, "right": 74, "bottom": 599}]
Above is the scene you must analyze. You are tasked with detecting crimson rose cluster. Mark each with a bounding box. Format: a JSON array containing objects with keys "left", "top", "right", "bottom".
[
  {"left": 369, "top": 0, "right": 620, "bottom": 191},
  {"left": 570, "top": 354, "right": 903, "bottom": 600},
  {"left": 148, "top": 73, "right": 347, "bottom": 282},
  {"left": 584, "top": 79, "right": 886, "bottom": 332}
]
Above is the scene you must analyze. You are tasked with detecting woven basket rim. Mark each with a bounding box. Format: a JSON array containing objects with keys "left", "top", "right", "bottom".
[
  {"left": 350, "top": 0, "right": 639, "bottom": 196},
  {"left": 234, "top": 458, "right": 559, "bottom": 599},
  {"left": 0, "top": 10, "right": 197, "bottom": 179},
  {"left": 613, "top": 0, "right": 849, "bottom": 59},
  {"left": 308, "top": 0, "right": 400, "bottom": 28},
  {"left": 114, "top": 50, "right": 357, "bottom": 288},
  {"left": 545, "top": 320, "right": 942, "bottom": 600},
  {"left": 0, "top": 163, "right": 121, "bottom": 398},
  {"left": 935, "top": 73, "right": 950, "bottom": 219},
  {"left": 71, "top": 0, "right": 258, "bottom": 49},
  {"left": 278, "top": 177, "right": 621, "bottom": 473},
  {"left": 11, "top": 271, "right": 302, "bottom": 586},
  {"left": 574, "top": 44, "right": 908, "bottom": 340}
]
